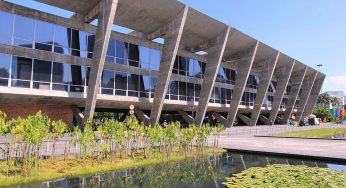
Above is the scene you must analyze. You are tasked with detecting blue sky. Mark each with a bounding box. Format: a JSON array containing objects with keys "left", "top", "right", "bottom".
[{"left": 6, "top": 0, "right": 346, "bottom": 93}]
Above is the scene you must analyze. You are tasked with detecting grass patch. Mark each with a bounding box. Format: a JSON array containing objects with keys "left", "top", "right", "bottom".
[
  {"left": 273, "top": 128, "right": 346, "bottom": 138},
  {"left": 0, "top": 148, "right": 225, "bottom": 187},
  {"left": 223, "top": 164, "right": 346, "bottom": 188}
]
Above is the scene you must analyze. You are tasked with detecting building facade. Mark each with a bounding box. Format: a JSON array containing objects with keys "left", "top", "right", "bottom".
[{"left": 0, "top": 0, "right": 325, "bottom": 126}]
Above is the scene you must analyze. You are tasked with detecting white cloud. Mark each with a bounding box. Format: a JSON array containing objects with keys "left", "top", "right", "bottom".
[{"left": 323, "top": 75, "right": 346, "bottom": 93}]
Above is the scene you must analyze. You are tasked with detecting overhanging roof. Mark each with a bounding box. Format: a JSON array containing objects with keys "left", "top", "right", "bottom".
[{"left": 34, "top": 0, "right": 321, "bottom": 75}]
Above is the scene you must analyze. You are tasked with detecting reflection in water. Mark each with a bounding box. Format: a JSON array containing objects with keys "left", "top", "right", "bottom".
[
  {"left": 331, "top": 132, "right": 346, "bottom": 139},
  {"left": 23, "top": 152, "right": 346, "bottom": 188}
]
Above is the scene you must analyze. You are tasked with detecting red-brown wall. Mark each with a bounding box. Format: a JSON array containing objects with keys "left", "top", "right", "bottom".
[{"left": 0, "top": 104, "right": 73, "bottom": 126}]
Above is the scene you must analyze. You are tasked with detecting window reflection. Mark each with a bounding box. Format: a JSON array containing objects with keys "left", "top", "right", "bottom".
[
  {"left": 11, "top": 56, "right": 32, "bottom": 88},
  {"left": 0, "top": 11, "right": 14, "bottom": 45},
  {"left": 0, "top": 54, "right": 11, "bottom": 86}
]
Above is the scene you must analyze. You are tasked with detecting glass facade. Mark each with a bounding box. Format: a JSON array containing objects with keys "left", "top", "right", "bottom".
[{"left": 0, "top": 10, "right": 292, "bottom": 108}]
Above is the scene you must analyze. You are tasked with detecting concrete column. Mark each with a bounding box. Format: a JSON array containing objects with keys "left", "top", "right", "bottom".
[
  {"left": 212, "top": 112, "right": 226, "bottom": 125},
  {"left": 194, "top": 27, "right": 230, "bottom": 126},
  {"left": 226, "top": 41, "right": 259, "bottom": 127},
  {"left": 282, "top": 67, "right": 308, "bottom": 124},
  {"left": 296, "top": 71, "right": 318, "bottom": 122},
  {"left": 149, "top": 6, "right": 189, "bottom": 125},
  {"left": 177, "top": 109, "right": 195, "bottom": 125},
  {"left": 302, "top": 74, "right": 325, "bottom": 117},
  {"left": 250, "top": 52, "right": 279, "bottom": 126},
  {"left": 84, "top": 0, "right": 118, "bottom": 120},
  {"left": 268, "top": 61, "right": 295, "bottom": 125}
]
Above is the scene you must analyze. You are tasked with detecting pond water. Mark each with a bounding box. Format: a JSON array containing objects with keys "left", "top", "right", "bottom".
[
  {"left": 21, "top": 152, "right": 346, "bottom": 188},
  {"left": 331, "top": 132, "right": 346, "bottom": 139}
]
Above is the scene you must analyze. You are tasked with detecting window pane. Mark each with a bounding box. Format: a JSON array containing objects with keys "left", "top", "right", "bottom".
[
  {"left": 128, "top": 43, "right": 139, "bottom": 62},
  {"left": 35, "top": 20, "right": 54, "bottom": 44},
  {"left": 87, "top": 33, "right": 95, "bottom": 54},
  {"left": 14, "top": 15, "right": 34, "bottom": 41},
  {"left": 169, "top": 81, "right": 178, "bottom": 95},
  {"left": 107, "top": 39, "right": 116, "bottom": 57},
  {"left": 78, "top": 31, "right": 88, "bottom": 58},
  {"left": 54, "top": 25, "right": 71, "bottom": 48},
  {"left": 187, "top": 59, "right": 194, "bottom": 77},
  {"left": 114, "top": 72, "right": 127, "bottom": 90},
  {"left": 0, "top": 54, "right": 11, "bottom": 78},
  {"left": 102, "top": 70, "right": 114, "bottom": 89},
  {"left": 11, "top": 56, "right": 32, "bottom": 80},
  {"left": 71, "top": 65, "right": 83, "bottom": 86},
  {"left": 116, "top": 40, "right": 128, "bottom": 61},
  {"left": 0, "top": 11, "right": 14, "bottom": 45},
  {"left": 128, "top": 74, "right": 139, "bottom": 91},
  {"left": 52, "top": 62, "right": 71, "bottom": 84},
  {"left": 139, "top": 46, "right": 150, "bottom": 64},
  {"left": 151, "top": 49, "right": 161, "bottom": 68},
  {"left": 33, "top": 59, "right": 51, "bottom": 82},
  {"left": 150, "top": 77, "right": 157, "bottom": 92}
]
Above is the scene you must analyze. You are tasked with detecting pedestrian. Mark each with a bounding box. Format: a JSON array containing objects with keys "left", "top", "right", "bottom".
[{"left": 163, "top": 120, "right": 168, "bottom": 128}]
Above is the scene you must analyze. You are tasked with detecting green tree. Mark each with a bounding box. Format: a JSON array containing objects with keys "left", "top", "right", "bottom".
[
  {"left": 50, "top": 120, "right": 68, "bottom": 163},
  {"left": 313, "top": 106, "right": 334, "bottom": 122}
]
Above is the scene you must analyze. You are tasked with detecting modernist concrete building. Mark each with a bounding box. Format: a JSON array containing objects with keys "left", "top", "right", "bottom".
[{"left": 0, "top": 0, "right": 325, "bottom": 127}]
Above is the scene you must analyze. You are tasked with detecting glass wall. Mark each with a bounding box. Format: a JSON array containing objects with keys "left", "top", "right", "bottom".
[
  {"left": 0, "top": 53, "right": 89, "bottom": 92},
  {"left": 280, "top": 98, "right": 288, "bottom": 109},
  {"left": 246, "top": 75, "right": 260, "bottom": 89},
  {"left": 268, "top": 81, "right": 277, "bottom": 92},
  {"left": 173, "top": 56, "right": 205, "bottom": 78},
  {"left": 216, "top": 67, "right": 236, "bottom": 85},
  {"left": 100, "top": 69, "right": 156, "bottom": 98},
  {"left": 241, "top": 92, "right": 256, "bottom": 106},
  {"left": 209, "top": 87, "right": 232, "bottom": 104}
]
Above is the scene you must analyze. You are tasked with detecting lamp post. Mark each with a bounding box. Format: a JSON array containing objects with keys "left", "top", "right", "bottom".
[{"left": 317, "top": 64, "right": 323, "bottom": 94}]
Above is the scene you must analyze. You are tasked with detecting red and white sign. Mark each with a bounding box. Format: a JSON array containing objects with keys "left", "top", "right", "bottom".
[
  {"left": 129, "top": 105, "right": 135, "bottom": 110},
  {"left": 188, "top": 99, "right": 194, "bottom": 111},
  {"left": 129, "top": 109, "right": 134, "bottom": 115}
]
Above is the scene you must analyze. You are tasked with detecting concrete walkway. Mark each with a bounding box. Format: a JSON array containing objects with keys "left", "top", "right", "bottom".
[
  {"left": 221, "top": 124, "right": 346, "bottom": 137},
  {"left": 212, "top": 125, "right": 346, "bottom": 162}
]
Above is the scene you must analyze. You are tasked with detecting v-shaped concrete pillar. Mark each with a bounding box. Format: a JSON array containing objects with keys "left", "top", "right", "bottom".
[
  {"left": 250, "top": 52, "right": 279, "bottom": 126},
  {"left": 296, "top": 71, "right": 318, "bottom": 122},
  {"left": 268, "top": 61, "right": 295, "bottom": 125},
  {"left": 226, "top": 41, "right": 259, "bottom": 127},
  {"left": 194, "top": 27, "right": 230, "bottom": 126},
  {"left": 282, "top": 67, "right": 308, "bottom": 124},
  {"left": 150, "top": 6, "right": 189, "bottom": 125},
  {"left": 84, "top": 0, "right": 118, "bottom": 120},
  {"left": 302, "top": 74, "right": 325, "bottom": 117}
]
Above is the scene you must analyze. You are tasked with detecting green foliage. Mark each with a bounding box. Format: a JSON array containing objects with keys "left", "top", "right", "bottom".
[
  {"left": 313, "top": 106, "right": 334, "bottom": 121},
  {"left": 223, "top": 164, "right": 346, "bottom": 188},
  {"left": 317, "top": 92, "right": 339, "bottom": 106},
  {"left": 274, "top": 128, "right": 346, "bottom": 138}
]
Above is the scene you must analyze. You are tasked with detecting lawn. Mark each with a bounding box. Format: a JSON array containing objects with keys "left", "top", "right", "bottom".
[
  {"left": 223, "top": 164, "right": 346, "bottom": 188},
  {"left": 274, "top": 128, "right": 346, "bottom": 138},
  {"left": 0, "top": 148, "right": 225, "bottom": 187}
]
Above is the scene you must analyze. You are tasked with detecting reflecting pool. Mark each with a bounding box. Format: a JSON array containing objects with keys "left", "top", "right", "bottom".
[{"left": 22, "top": 152, "right": 346, "bottom": 188}]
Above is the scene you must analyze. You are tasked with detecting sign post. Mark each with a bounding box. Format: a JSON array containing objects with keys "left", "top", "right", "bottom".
[
  {"left": 188, "top": 99, "right": 195, "bottom": 123},
  {"left": 129, "top": 105, "right": 135, "bottom": 115}
]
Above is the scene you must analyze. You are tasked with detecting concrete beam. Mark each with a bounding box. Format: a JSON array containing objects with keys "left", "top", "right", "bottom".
[
  {"left": 70, "top": 1, "right": 105, "bottom": 23},
  {"left": 212, "top": 112, "right": 226, "bottom": 125},
  {"left": 282, "top": 67, "right": 308, "bottom": 124},
  {"left": 302, "top": 74, "right": 325, "bottom": 117},
  {"left": 194, "top": 27, "right": 230, "bottom": 126},
  {"left": 258, "top": 115, "right": 269, "bottom": 125},
  {"left": 226, "top": 41, "right": 259, "bottom": 127},
  {"left": 149, "top": 6, "right": 189, "bottom": 125},
  {"left": 250, "top": 52, "right": 280, "bottom": 126},
  {"left": 70, "top": 106, "right": 84, "bottom": 127},
  {"left": 237, "top": 113, "right": 250, "bottom": 125},
  {"left": 84, "top": 0, "right": 118, "bottom": 120},
  {"left": 268, "top": 61, "right": 295, "bottom": 125},
  {"left": 0, "top": 1, "right": 207, "bottom": 64},
  {"left": 295, "top": 71, "right": 318, "bottom": 122},
  {"left": 177, "top": 109, "right": 195, "bottom": 125},
  {"left": 134, "top": 109, "right": 150, "bottom": 125}
]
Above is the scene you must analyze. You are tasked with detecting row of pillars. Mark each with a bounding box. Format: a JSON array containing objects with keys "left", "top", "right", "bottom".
[{"left": 81, "top": 0, "right": 325, "bottom": 127}]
